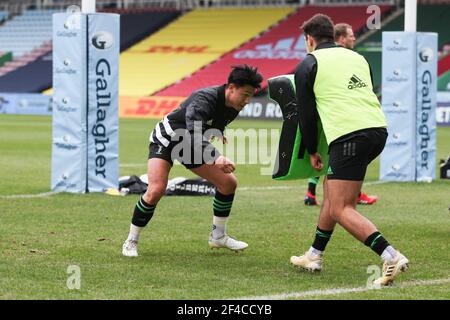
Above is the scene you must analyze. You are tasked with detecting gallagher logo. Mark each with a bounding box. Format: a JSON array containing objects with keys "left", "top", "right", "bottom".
[
  {"left": 386, "top": 38, "right": 408, "bottom": 52},
  {"left": 92, "top": 32, "right": 114, "bottom": 50},
  {"left": 419, "top": 47, "right": 433, "bottom": 63}
]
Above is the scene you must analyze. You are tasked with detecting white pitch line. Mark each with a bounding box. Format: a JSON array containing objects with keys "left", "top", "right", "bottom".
[
  {"left": 0, "top": 191, "right": 57, "bottom": 199},
  {"left": 238, "top": 186, "right": 294, "bottom": 191},
  {"left": 234, "top": 278, "right": 450, "bottom": 300},
  {"left": 238, "top": 180, "right": 389, "bottom": 191},
  {"left": 364, "top": 180, "right": 390, "bottom": 186},
  {"left": 0, "top": 181, "right": 390, "bottom": 199}
]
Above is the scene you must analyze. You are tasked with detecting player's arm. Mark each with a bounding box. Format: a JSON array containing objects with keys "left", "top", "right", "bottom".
[
  {"left": 185, "top": 94, "right": 222, "bottom": 164},
  {"left": 362, "top": 55, "right": 377, "bottom": 95},
  {"left": 295, "top": 54, "right": 320, "bottom": 155}
]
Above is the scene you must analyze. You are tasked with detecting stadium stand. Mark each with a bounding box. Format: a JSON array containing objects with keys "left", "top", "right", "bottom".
[
  {"left": 438, "top": 53, "right": 450, "bottom": 91},
  {"left": 119, "top": 7, "right": 294, "bottom": 96},
  {"left": 439, "top": 52, "right": 450, "bottom": 76},
  {"left": 0, "top": 51, "right": 12, "bottom": 67},
  {"left": 0, "top": 9, "right": 180, "bottom": 93},
  {"left": 356, "top": 4, "right": 450, "bottom": 92},
  {"left": 0, "top": 10, "right": 7, "bottom": 23},
  {"left": 0, "top": 51, "right": 51, "bottom": 92},
  {"left": 0, "top": 10, "right": 55, "bottom": 58},
  {"left": 117, "top": 9, "right": 180, "bottom": 51},
  {"left": 156, "top": 5, "right": 393, "bottom": 97},
  {"left": 0, "top": 9, "right": 56, "bottom": 79},
  {"left": 438, "top": 72, "right": 450, "bottom": 91}
]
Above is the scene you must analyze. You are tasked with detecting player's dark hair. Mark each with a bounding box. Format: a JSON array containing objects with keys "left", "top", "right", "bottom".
[
  {"left": 301, "top": 14, "right": 335, "bottom": 44},
  {"left": 227, "top": 65, "right": 263, "bottom": 89}
]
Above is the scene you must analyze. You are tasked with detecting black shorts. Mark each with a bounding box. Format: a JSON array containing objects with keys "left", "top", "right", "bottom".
[
  {"left": 148, "top": 141, "right": 219, "bottom": 170},
  {"left": 327, "top": 127, "right": 388, "bottom": 181}
]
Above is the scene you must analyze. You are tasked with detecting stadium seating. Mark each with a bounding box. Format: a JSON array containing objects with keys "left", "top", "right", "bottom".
[
  {"left": 0, "top": 10, "right": 55, "bottom": 58},
  {"left": 156, "top": 5, "right": 393, "bottom": 97},
  {"left": 0, "top": 9, "right": 56, "bottom": 79},
  {"left": 0, "top": 9, "right": 180, "bottom": 93},
  {"left": 120, "top": 7, "right": 294, "bottom": 96},
  {"left": 356, "top": 4, "right": 450, "bottom": 92},
  {"left": 0, "top": 51, "right": 12, "bottom": 67},
  {"left": 0, "top": 10, "right": 8, "bottom": 23},
  {"left": 118, "top": 9, "right": 180, "bottom": 51},
  {"left": 438, "top": 53, "right": 450, "bottom": 91}
]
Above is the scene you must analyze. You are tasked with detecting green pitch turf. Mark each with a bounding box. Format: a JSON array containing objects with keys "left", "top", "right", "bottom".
[{"left": 0, "top": 114, "right": 449, "bottom": 299}]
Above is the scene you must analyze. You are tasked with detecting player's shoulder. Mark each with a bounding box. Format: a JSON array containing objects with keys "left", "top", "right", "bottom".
[
  {"left": 190, "top": 86, "right": 220, "bottom": 104},
  {"left": 295, "top": 54, "right": 317, "bottom": 76},
  {"left": 193, "top": 85, "right": 221, "bottom": 96}
]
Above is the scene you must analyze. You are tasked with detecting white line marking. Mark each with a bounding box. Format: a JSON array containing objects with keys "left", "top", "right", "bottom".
[
  {"left": 364, "top": 180, "right": 389, "bottom": 186},
  {"left": 234, "top": 278, "right": 450, "bottom": 300},
  {"left": 238, "top": 180, "right": 389, "bottom": 191},
  {"left": 0, "top": 192, "right": 57, "bottom": 199},
  {"left": 238, "top": 186, "right": 293, "bottom": 191},
  {"left": 0, "top": 181, "right": 390, "bottom": 198}
]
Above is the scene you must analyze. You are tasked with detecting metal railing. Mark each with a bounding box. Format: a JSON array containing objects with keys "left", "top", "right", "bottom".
[
  {"left": 0, "top": 0, "right": 298, "bottom": 12},
  {"left": 0, "top": 0, "right": 407, "bottom": 12},
  {"left": 308, "top": 0, "right": 396, "bottom": 4}
]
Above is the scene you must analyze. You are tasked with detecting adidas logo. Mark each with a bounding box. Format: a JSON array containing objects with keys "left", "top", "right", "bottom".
[
  {"left": 327, "top": 166, "right": 334, "bottom": 175},
  {"left": 347, "top": 74, "right": 367, "bottom": 89},
  {"left": 233, "top": 35, "right": 307, "bottom": 60}
]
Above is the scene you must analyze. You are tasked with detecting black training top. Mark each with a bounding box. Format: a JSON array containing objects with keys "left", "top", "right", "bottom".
[{"left": 150, "top": 84, "right": 239, "bottom": 154}]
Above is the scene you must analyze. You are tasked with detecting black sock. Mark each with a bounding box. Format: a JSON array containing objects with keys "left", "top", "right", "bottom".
[
  {"left": 312, "top": 226, "right": 333, "bottom": 251},
  {"left": 364, "top": 231, "right": 390, "bottom": 256},
  {"left": 308, "top": 183, "right": 317, "bottom": 196},
  {"left": 213, "top": 191, "right": 234, "bottom": 217},
  {"left": 307, "top": 176, "right": 319, "bottom": 195},
  {"left": 131, "top": 196, "right": 156, "bottom": 227}
]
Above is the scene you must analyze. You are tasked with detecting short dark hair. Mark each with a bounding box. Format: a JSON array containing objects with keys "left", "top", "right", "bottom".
[
  {"left": 228, "top": 65, "right": 263, "bottom": 89},
  {"left": 301, "top": 14, "right": 335, "bottom": 44},
  {"left": 334, "top": 23, "right": 352, "bottom": 41}
]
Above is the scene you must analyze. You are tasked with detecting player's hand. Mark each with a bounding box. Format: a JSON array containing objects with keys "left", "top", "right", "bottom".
[
  {"left": 310, "top": 153, "right": 323, "bottom": 172},
  {"left": 215, "top": 155, "right": 235, "bottom": 173}
]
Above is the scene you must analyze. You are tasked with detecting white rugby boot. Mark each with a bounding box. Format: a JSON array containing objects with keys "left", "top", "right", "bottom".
[
  {"left": 208, "top": 233, "right": 248, "bottom": 252},
  {"left": 122, "top": 238, "right": 139, "bottom": 257},
  {"left": 373, "top": 251, "right": 409, "bottom": 286},
  {"left": 290, "top": 251, "right": 323, "bottom": 272}
]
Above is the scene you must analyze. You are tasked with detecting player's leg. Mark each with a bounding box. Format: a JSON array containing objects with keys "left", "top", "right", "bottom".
[
  {"left": 326, "top": 178, "right": 408, "bottom": 286},
  {"left": 123, "top": 144, "right": 172, "bottom": 257},
  {"left": 304, "top": 176, "right": 320, "bottom": 205},
  {"left": 327, "top": 178, "right": 373, "bottom": 241},
  {"left": 326, "top": 129, "right": 408, "bottom": 285},
  {"left": 190, "top": 164, "right": 248, "bottom": 252},
  {"left": 291, "top": 176, "right": 335, "bottom": 271}
]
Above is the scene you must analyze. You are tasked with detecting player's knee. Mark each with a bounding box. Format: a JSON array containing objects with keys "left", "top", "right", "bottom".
[
  {"left": 217, "top": 174, "right": 237, "bottom": 194},
  {"left": 144, "top": 185, "right": 166, "bottom": 204},
  {"left": 329, "top": 205, "right": 344, "bottom": 222}
]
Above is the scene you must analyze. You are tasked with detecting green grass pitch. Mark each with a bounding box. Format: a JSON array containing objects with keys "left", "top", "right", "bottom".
[{"left": 0, "top": 114, "right": 449, "bottom": 299}]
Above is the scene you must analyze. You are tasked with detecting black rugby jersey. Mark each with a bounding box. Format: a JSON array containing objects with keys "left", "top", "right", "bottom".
[{"left": 150, "top": 85, "right": 240, "bottom": 152}]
